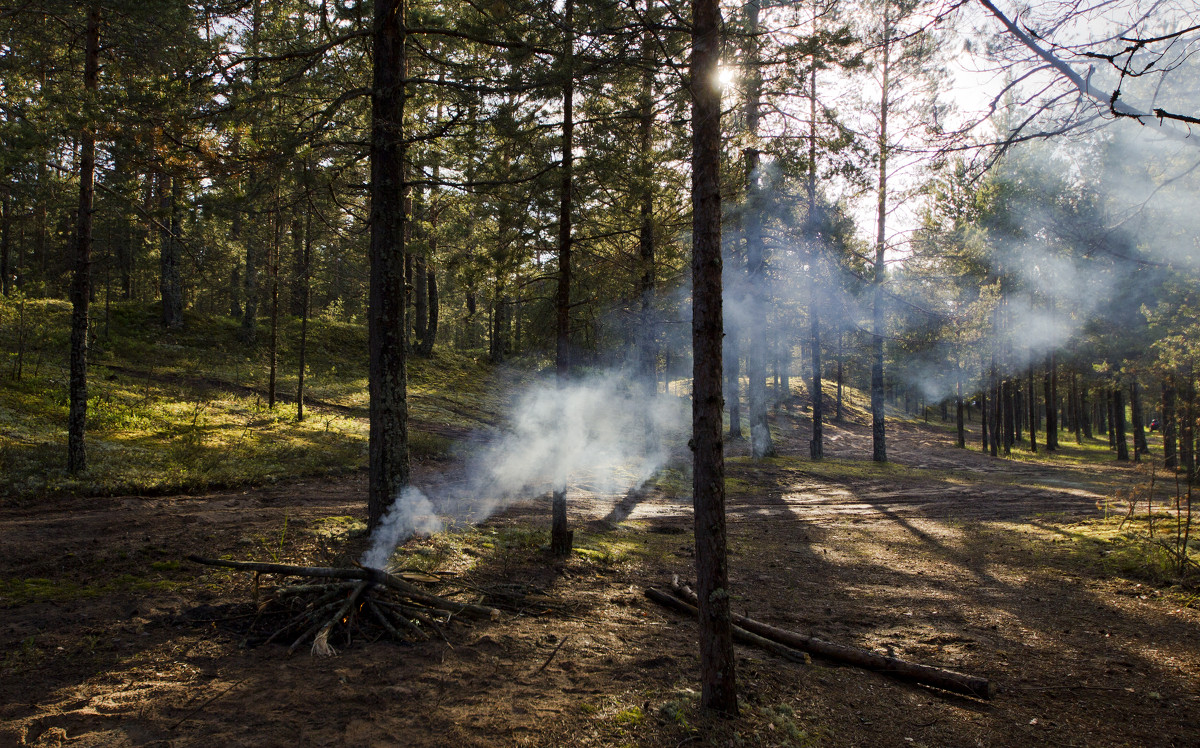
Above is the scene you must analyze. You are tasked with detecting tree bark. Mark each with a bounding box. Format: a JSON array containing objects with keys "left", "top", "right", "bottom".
[
  {"left": 67, "top": 6, "right": 100, "bottom": 474},
  {"left": 691, "top": 0, "right": 737, "bottom": 713},
  {"left": 744, "top": 0, "right": 774, "bottom": 460},
  {"left": 1044, "top": 352, "right": 1057, "bottom": 451},
  {"left": 297, "top": 206, "right": 312, "bottom": 422},
  {"left": 955, "top": 374, "right": 965, "bottom": 448},
  {"left": 870, "top": 5, "right": 892, "bottom": 464},
  {"left": 1027, "top": 360, "right": 1037, "bottom": 453},
  {"left": 268, "top": 203, "right": 281, "bottom": 409},
  {"left": 159, "top": 174, "right": 184, "bottom": 328},
  {"left": 1163, "top": 375, "right": 1177, "bottom": 470},
  {"left": 1131, "top": 382, "right": 1148, "bottom": 456},
  {"left": 1114, "top": 387, "right": 1129, "bottom": 461},
  {"left": 1, "top": 191, "right": 10, "bottom": 297},
  {"left": 551, "top": 0, "right": 575, "bottom": 559},
  {"left": 367, "top": 0, "right": 410, "bottom": 528}
]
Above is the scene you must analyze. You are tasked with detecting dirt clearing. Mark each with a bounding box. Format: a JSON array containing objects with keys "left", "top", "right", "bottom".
[{"left": 2, "top": 409, "right": 1197, "bottom": 747}]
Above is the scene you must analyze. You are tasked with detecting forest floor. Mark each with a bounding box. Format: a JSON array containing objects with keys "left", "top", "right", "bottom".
[{"left": 2, "top": 391, "right": 1199, "bottom": 747}]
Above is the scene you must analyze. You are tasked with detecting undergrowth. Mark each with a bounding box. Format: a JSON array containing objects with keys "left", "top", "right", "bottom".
[{"left": 0, "top": 298, "right": 497, "bottom": 500}]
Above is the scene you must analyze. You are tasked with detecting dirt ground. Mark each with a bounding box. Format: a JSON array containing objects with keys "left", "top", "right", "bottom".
[{"left": 2, "top": 405, "right": 1198, "bottom": 747}]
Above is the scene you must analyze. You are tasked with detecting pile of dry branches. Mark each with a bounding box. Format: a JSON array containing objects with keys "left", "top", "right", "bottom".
[{"left": 187, "top": 556, "right": 499, "bottom": 656}]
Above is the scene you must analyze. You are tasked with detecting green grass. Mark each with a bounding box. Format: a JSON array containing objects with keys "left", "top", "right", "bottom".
[{"left": 0, "top": 298, "right": 498, "bottom": 500}]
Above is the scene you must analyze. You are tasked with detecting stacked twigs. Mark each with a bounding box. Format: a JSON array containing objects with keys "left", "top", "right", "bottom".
[
  {"left": 645, "top": 578, "right": 994, "bottom": 699},
  {"left": 187, "top": 556, "right": 500, "bottom": 656}
]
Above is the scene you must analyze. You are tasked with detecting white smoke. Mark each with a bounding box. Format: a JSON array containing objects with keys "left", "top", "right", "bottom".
[
  {"left": 360, "top": 487, "right": 443, "bottom": 570},
  {"left": 461, "top": 372, "right": 685, "bottom": 519},
  {"left": 357, "top": 371, "right": 686, "bottom": 569}
]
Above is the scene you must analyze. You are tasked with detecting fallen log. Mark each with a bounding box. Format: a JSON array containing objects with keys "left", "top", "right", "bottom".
[
  {"left": 655, "top": 581, "right": 993, "bottom": 699},
  {"left": 645, "top": 588, "right": 811, "bottom": 666}
]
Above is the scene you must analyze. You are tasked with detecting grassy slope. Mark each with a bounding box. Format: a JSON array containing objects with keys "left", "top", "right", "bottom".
[{"left": 0, "top": 299, "right": 500, "bottom": 500}]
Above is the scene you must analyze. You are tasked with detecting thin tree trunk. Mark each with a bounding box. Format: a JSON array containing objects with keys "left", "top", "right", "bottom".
[
  {"left": 980, "top": 354, "right": 989, "bottom": 453},
  {"left": 551, "top": 0, "right": 575, "bottom": 558},
  {"left": 1163, "top": 375, "right": 1177, "bottom": 470},
  {"left": 268, "top": 203, "right": 281, "bottom": 409},
  {"left": 1028, "top": 360, "right": 1037, "bottom": 453},
  {"left": 691, "top": 0, "right": 737, "bottom": 713},
  {"left": 1081, "top": 382, "right": 1092, "bottom": 439},
  {"left": 1, "top": 191, "right": 10, "bottom": 297},
  {"left": 835, "top": 326, "right": 843, "bottom": 421},
  {"left": 297, "top": 205, "right": 312, "bottom": 422},
  {"left": 367, "top": 0, "right": 409, "bottom": 528},
  {"left": 744, "top": 0, "right": 774, "bottom": 459},
  {"left": 870, "top": 6, "right": 891, "bottom": 464},
  {"left": 1044, "top": 352, "right": 1057, "bottom": 451},
  {"left": 955, "top": 374, "right": 965, "bottom": 448},
  {"left": 68, "top": 6, "right": 100, "bottom": 474},
  {"left": 1114, "top": 387, "right": 1129, "bottom": 461},
  {"left": 638, "top": 0, "right": 658, "bottom": 399},
  {"left": 1131, "top": 382, "right": 1148, "bottom": 456},
  {"left": 1182, "top": 366, "right": 1195, "bottom": 482},
  {"left": 159, "top": 174, "right": 184, "bottom": 328}
]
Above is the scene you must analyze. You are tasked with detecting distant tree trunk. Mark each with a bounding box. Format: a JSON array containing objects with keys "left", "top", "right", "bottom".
[
  {"left": 67, "top": 6, "right": 100, "bottom": 474},
  {"left": 1163, "top": 375, "right": 1177, "bottom": 469},
  {"left": 725, "top": 321, "right": 742, "bottom": 438},
  {"left": 1131, "top": 382, "right": 1148, "bottom": 456},
  {"left": 242, "top": 226, "right": 259, "bottom": 342},
  {"left": 1114, "top": 387, "right": 1129, "bottom": 461},
  {"left": 297, "top": 208, "right": 312, "bottom": 422},
  {"left": 551, "top": 0, "right": 575, "bottom": 558},
  {"left": 1044, "top": 353, "right": 1057, "bottom": 451},
  {"left": 1027, "top": 360, "right": 1037, "bottom": 453},
  {"left": 637, "top": 0, "right": 658, "bottom": 399},
  {"left": 268, "top": 205, "right": 281, "bottom": 409},
  {"left": 1002, "top": 377, "right": 1014, "bottom": 455},
  {"left": 691, "top": 0, "right": 737, "bottom": 714},
  {"left": 979, "top": 356, "right": 989, "bottom": 453},
  {"left": 1, "top": 191, "right": 11, "bottom": 297},
  {"left": 1081, "top": 382, "right": 1092, "bottom": 439},
  {"left": 870, "top": 12, "right": 892, "bottom": 464},
  {"left": 1107, "top": 390, "right": 1117, "bottom": 449},
  {"left": 1069, "top": 369, "right": 1081, "bottom": 444},
  {"left": 1182, "top": 367, "right": 1195, "bottom": 481},
  {"left": 289, "top": 213, "right": 305, "bottom": 318},
  {"left": 955, "top": 375, "right": 965, "bottom": 448},
  {"left": 367, "top": 0, "right": 409, "bottom": 529},
  {"left": 989, "top": 355, "right": 1000, "bottom": 457},
  {"left": 159, "top": 174, "right": 184, "bottom": 328},
  {"left": 835, "top": 326, "right": 843, "bottom": 421},
  {"left": 744, "top": 0, "right": 773, "bottom": 460}
]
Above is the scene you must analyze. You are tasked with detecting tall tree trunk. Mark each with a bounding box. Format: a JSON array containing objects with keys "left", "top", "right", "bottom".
[
  {"left": 68, "top": 6, "right": 100, "bottom": 474},
  {"left": 637, "top": 0, "right": 657, "bottom": 397},
  {"left": 980, "top": 354, "right": 989, "bottom": 453},
  {"left": 955, "top": 374, "right": 965, "bottom": 448},
  {"left": 1163, "top": 375, "right": 1177, "bottom": 470},
  {"left": 551, "top": 0, "right": 575, "bottom": 558},
  {"left": 1107, "top": 389, "right": 1117, "bottom": 449},
  {"left": 367, "top": 0, "right": 409, "bottom": 529},
  {"left": 268, "top": 203, "right": 281, "bottom": 409},
  {"left": 1182, "top": 366, "right": 1195, "bottom": 481},
  {"left": 1, "top": 191, "right": 10, "bottom": 297},
  {"left": 1081, "top": 382, "right": 1092, "bottom": 439},
  {"left": 744, "top": 0, "right": 773, "bottom": 459},
  {"left": 297, "top": 206, "right": 312, "bottom": 422},
  {"left": 159, "top": 174, "right": 184, "bottom": 328},
  {"left": 1131, "top": 382, "right": 1148, "bottom": 456},
  {"left": 1114, "top": 387, "right": 1129, "bottom": 461},
  {"left": 835, "top": 326, "right": 843, "bottom": 421},
  {"left": 1044, "top": 352, "right": 1057, "bottom": 451},
  {"left": 870, "top": 6, "right": 891, "bottom": 463},
  {"left": 1028, "top": 360, "right": 1037, "bottom": 453},
  {"left": 691, "top": 0, "right": 736, "bottom": 714}
]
